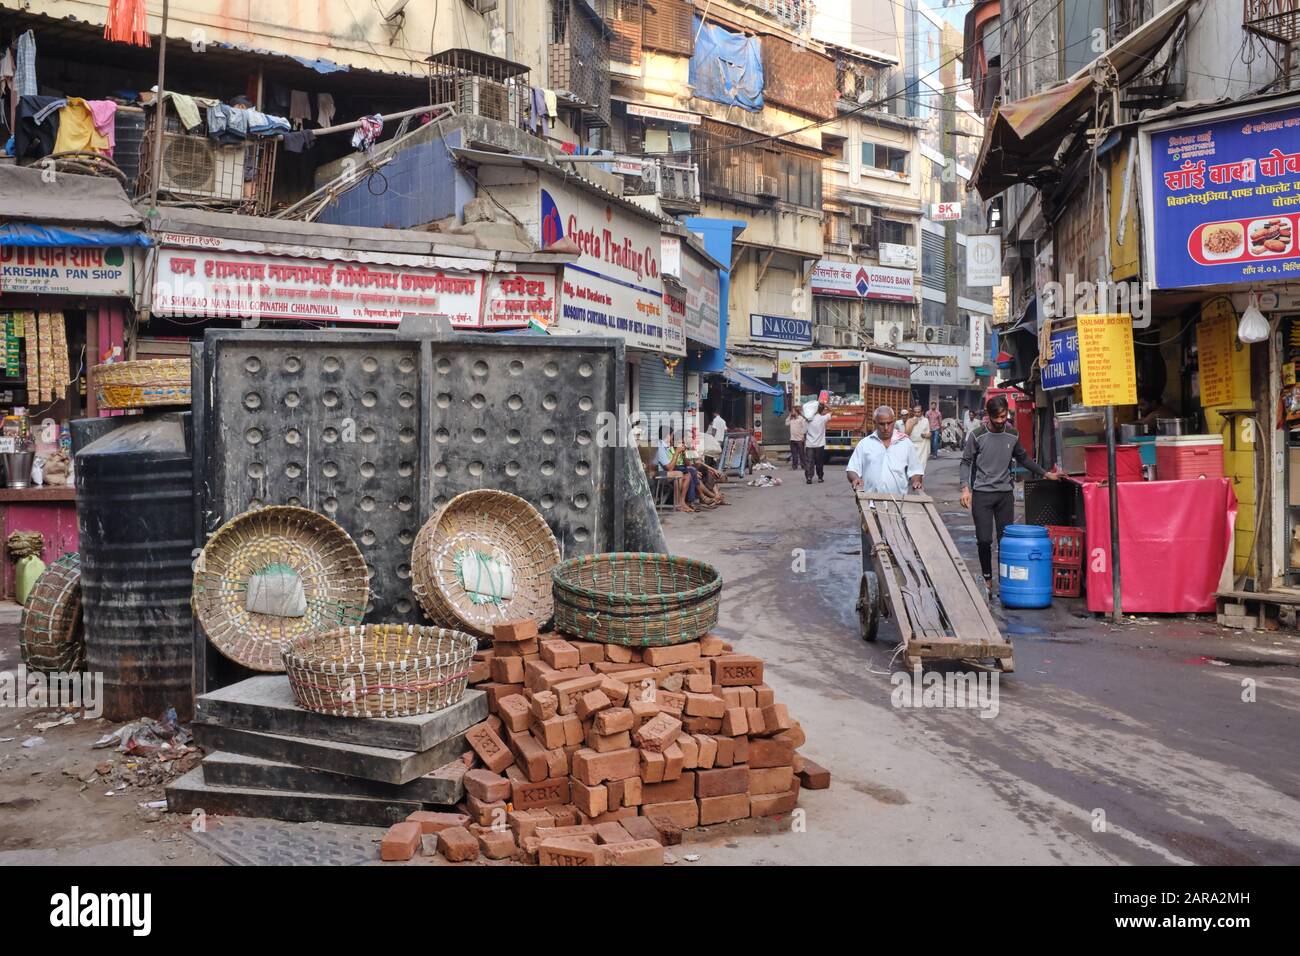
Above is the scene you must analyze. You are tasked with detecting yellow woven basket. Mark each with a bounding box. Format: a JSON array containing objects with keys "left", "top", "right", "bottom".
[{"left": 93, "top": 359, "right": 191, "bottom": 409}]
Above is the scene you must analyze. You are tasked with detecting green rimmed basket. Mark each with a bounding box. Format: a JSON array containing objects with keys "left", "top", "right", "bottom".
[{"left": 551, "top": 552, "right": 722, "bottom": 647}]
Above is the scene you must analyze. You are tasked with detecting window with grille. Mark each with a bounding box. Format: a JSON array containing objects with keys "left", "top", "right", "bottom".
[{"left": 878, "top": 219, "right": 913, "bottom": 246}]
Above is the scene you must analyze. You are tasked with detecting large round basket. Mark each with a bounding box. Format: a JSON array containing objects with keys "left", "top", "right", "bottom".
[
  {"left": 411, "top": 490, "right": 561, "bottom": 639},
  {"left": 282, "top": 624, "right": 478, "bottom": 718},
  {"left": 19, "top": 553, "right": 84, "bottom": 672},
  {"left": 93, "top": 359, "right": 191, "bottom": 409},
  {"left": 192, "top": 506, "right": 369, "bottom": 672},
  {"left": 552, "top": 552, "right": 722, "bottom": 647}
]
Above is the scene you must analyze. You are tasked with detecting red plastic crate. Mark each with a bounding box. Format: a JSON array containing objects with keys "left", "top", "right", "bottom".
[
  {"left": 1052, "top": 563, "right": 1082, "bottom": 598},
  {"left": 1044, "top": 525, "right": 1085, "bottom": 565}
]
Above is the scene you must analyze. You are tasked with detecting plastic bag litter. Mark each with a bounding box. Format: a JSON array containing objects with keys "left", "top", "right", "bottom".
[{"left": 93, "top": 707, "right": 192, "bottom": 755}]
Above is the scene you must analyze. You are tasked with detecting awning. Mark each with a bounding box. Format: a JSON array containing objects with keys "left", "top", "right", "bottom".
[
  {"left": 721, "top": 365, "right": 782, "bottom": 396},
  {"left": 0, "top": 166, "right": 142, "bottom": 229},
  {"left": 972, "top": 0, "right": 1193, "bottom": 198},
  {"left": 0, "top": 224, "right": 149, "bottom": 247}
]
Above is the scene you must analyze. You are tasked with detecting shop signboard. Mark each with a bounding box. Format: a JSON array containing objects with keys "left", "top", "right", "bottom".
[
  {"left": 663, "top": 290, "right": 687, "bottom": 355},
  {"left": 905, "top": 342, "right": 972, "bottom": 386},
  {"left": 1142, "top": 95, "right": 1300, "bottom": 288},
  {"left": 965, "top": 234, "right": 1002, "bottom": 287},
  {"left": 1041, "top": 328, "right": 1081, "bottom": 390},
  {"left": 810, "top": 260, "right": 916, "bottom": 302},
  {"left": 151, "top": 247, "right": 483, "bottom": 325},
  {"left": 482, "top": 271, "right": 557, "bottom": 328},
  {"left": 749, "top": 313, "right": 812, "bottom": 347},
  {"left": 1077, "top": 313, "right": 1137, "bottom": 406},
  {"left": 0, "top": 245, "right": 133, "bottom": 297},
  {"left": 930, "top": 201, "right": 962, "bottom": 221},
  {"left": 878, "top": 242, "right": 918, "bottom": 270},
  {"left": 1197, "top": 301, "right": 1237, "bottom": 407},
  {"left": 543, "top": 185, "right": 666, "bottom": 352},
  {"left": 682, "top": 245, "right": 721, "bottom": 348}
]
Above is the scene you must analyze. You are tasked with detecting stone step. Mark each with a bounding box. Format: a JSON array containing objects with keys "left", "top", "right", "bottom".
[{"left": 201, "top": 751, "right": 465, "bottom": 805}]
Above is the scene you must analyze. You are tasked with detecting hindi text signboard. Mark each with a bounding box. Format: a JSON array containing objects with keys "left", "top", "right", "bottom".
[{"left": 1078, "top": 313, "right": 1137, "bottom": 406}]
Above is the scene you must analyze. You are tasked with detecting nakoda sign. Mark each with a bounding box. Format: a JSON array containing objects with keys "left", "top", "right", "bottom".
[
  {"left": 542, "top": 185, "right": 666, "bottom": 351},
  {"left": 749, "top": 313, "right": 812, "bottom": 347},
  {"left": 810, "top": 260, "right": 916, "bottom": 302}
]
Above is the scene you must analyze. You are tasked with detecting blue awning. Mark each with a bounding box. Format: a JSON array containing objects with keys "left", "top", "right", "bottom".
[
  {"left": 0, "top": 224, "right": 150, "bottom": 247},
  {"left": 721, "top": 365, "right": 782, "bottom": 396}
]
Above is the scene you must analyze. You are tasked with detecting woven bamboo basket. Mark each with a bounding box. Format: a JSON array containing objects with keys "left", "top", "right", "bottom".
[
  {"left": 93, "top": 359, "right": 191, "bottom": 409},
  {"left": 18, "top": 553, "right": 84, "bottom": 672},
  {"left": 551, "top": 552, "right": 722, "bottom": 647},
  {"left": 282, "top": 623, "right": 477, "bottom": 718},
  {"left": 192, "top": 505, "right": 370, "bottom": 672},
  {"left": 410, "top": 489, "right": 561, "bottom": 639}
]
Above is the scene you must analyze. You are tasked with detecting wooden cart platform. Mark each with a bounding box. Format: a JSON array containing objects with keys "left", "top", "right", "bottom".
[{"left": 855, "top": 491, "right": 1014, "bottom": 672}]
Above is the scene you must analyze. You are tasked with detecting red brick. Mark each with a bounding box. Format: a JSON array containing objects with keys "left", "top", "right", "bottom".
[
  {"left": 798, "top": 758, "right": 831, "bottom": 790},
  {"left": 658, "top": 673, "right": 686, "bottom": 694},
  {"left": 750, "top": 786, "right": 800, "bottom": 817},
  {"left": 676, "top": 734, "right": 699, "bottom": 769},
  {"left": 507, "top": 808, "right": 554, "bottom": 841},
  {"left": 620, "top": 775, "right": 643, "bottom": 807},
  {"left": 696, "top": 765, "right": 748, "bottom": 798},
  {"left": 535, "top": 824, "right": 598, "bottom": 841},
  {"left": 477, "top": 828, "right": 517, "bottom": 860},
  {"left": 496, "top": 693, "right": 532, "bottom": 733},
  {"left": 621, "top": 815, "right": 665, "bottom": 845},
  {"left": 746, "top": 707, "right": 766, "bottom": 736},
  {"left": 571, "top": 747, "right": 640, "bottom": 786},
  {"left": 682, "top": 716, "right": 723, "bottom": 734},
  {"left": 748, "top": 766, "right": 794, "bottom": 795},
  {"left": 467, "top": 722, "right": 514, "bottom": 773},
  {"left": 549, "top": 805, "right": 581, "bottom": 827},
  {"left": 634, "top": 713, "right": 682, "bottom": 752},
  {"left": 599, "top": 677, "right": 630, "bottom": 706},
  {"left": 685, "top": 673, "right": 713, "bottom": 693},
  {"left": 436, "top": 825, "right": 480, "bottom": 862},
  {"left": 759, "top": 704, "right": 791, "bottom": 736},
  {"left": 561, "top": 713, "right": 585, "bottom": 747},
  {"left": 775, "top": 722, "right": 806, "bottom": 749},
  {"left": 662, "top": 742, "right": 684, "bottom": 781},
  {"left": 721, "top": 687, "right": 742, "bottom": 709},
  {"left": 555, "top": 676, "right": 604, "bottom": 714},
  {"left": 380, "top": 821, "right": 423, "bottom": 861},
  {"left": 721, "top": 707, "right": 749, "bottom": 736},
  {"left": 493, "top": 619, "right": 539, "bottom": 643},
  {"left": 404, "top": 810, "right": 471, "bottom": 836},
  {"left": 481, "top": 682, "right": 524, "bottom": 714},
  {"left": 537, "top": 838, "right": 602, "bottom": 866},
  {"left": 511, "top": 775, "right": 570, "bottom": 810},
  {"left": 732, "top": 735, "right": 750, "bottom": 764},
  {"left": 694, "top": 734, "right": 718, "bottom": 769},
  {"left": 753, "top": 683, "right": 775, "bottom": 707},
  {"left": 699, "top": 793, "right": 750, "bottom": 825},
  {"left": 572, "top": 641, "right": 605, "bottom": 665},
  {"left": 642, "top": 769, "right": 697, "bottom": 804},
  {"left": 656, "top": 689, "right": 687, "bottom": 715},
  {"left": 464, "top": 770, "right": 511, "bottom": 804},
  {"left": 713, "top": 735, "right": 735, "bottom": 767},
  {"left": 531, "top": 714, "right": 567, "bottom": 750},
  {"left": 656, "top": 660, "right": 711, "bottom": 682},
  {"left": 713, "top": 655, "right": 764, "bottom": 686},
  {"left": 537, "top": 665, "right": 595, "bottom": 692},
  {"left": 494, "top": 638, "right": 538, "bottom": 658},
  {"left": 642, "top": 643, "right": 702, "bottom": 666},
  {"left": 601, "top": 838, "right": 664, "bottom": 866},
  {"left": 490, "top": 655, "right": 526, "bottom": 684},
  {"left": 571, "top": 778, "right": 608, "bottom": 817},
  {"left": 465, "top": 792, "right": 507, "bottom": 827},
  {"left": 629, "top": 699, "right": 660, "bottom": 726},
  {"left": 593, "top": 660, "right": 645, "bottom": 674},
  {"left": 530, "top": 690, "right": 558, "bottom": 721},
  {"left": 594, "top": 820, "right": 634, "bottom": 844},
  {"left": 468, "top": 660, "right": 491, "bottom": 685},
  {"left": 639, "top": 749, "right": 665, "bottom": 783},
  {"left": 507, "top": 730, "right": 550, "bottom": 781},
  {"left": 792, "top": 752, "right": 805, "bottom": 774},
  {"left": 545, "top": 747, "right": 568, "bottom": 779},
  {"left": 593, "top": 707, "right": 633, "bottom": 735},
  {"left": 645, "top": 798, "right": 698, "bottom": 830},
  {"left": 609, "top": 666, "right": 659, "bottom": 687},
  {"left": 748, "top": 738, "right": 794, "bottom": 768},
  {"left": 604, "top": 644, "right": 634, "bottom": 663},
  {"left": 698, "top": 635, "right": 726, "bottom": 657},
  {"left": 540, "top": 639, "right": 580, "bottom": 669},
  {"left": 734, "top": 686, "right": 756, "bottom": 707},
  {"left": 582, "top": 806, "right": 639, "bottom": 825},
  {"left": 524, "top": 659, "right": 559, "bottom": 694},
  {"left": 576, "top": 689, "right": 611, "bottom": 720},
  {"left": 585, "top": 726, "right": 632, "bottom": 753}
]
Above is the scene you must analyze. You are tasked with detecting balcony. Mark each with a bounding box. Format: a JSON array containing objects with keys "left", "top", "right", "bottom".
[
  {"left": 622, "top": 157, "right": 700, "bottom": 211},
  {"left": 549, "top": 0, "right": 612, "bottom": 126},
  {"left": 427, "top": 49, "right": 531, "bottom": 130}
]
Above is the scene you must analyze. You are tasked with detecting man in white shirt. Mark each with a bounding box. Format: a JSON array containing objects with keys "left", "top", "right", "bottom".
[
  {"left": 803, "top": 403, "right": 832, "bottom": 484},
  {"left": 707, "top": 411, "right": 727, "bottom": 443},
  {"left": 846, "top": 405, "right": 923, "bottom": 496}
]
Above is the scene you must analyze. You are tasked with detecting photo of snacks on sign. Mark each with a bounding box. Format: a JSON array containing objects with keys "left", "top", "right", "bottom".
[{"left": 1144, "top": 97, "right": 1300, "bottom": 288}]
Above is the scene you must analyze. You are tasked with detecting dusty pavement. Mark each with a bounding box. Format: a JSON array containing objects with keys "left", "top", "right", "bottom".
[
  {"left": 1, "top": 454, "right": 1297, "bottom": 866},
  {"left": 658, "top": 454, "right": 1300, "bottom": 865}
]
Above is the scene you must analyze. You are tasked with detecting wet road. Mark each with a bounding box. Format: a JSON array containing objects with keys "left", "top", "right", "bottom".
[{"left": 662, "top": 454, "right": 1300, "bottom": 865}]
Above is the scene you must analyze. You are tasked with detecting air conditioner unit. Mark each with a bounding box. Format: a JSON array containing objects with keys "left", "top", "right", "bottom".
[
  {"left": 755, "top": 174, "right": 780, "bottom": 198},
  {"left": 934, "top": 327, "right": 951, "bottom": 344},
  {"left": 852, "top": 206, "right": 873, "bottom": 227},
  {"left": 922, "top": 326, "right": 937, "bottom": 343},
  {"left": 158, "top": 133, "right": 246, "bottom": 201},
  {"left": 455, "top": 75, "right": 510, "bottom": 122}
]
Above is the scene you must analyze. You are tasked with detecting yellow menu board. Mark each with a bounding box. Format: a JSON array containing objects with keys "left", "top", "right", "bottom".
[
  {"left": 1078, "top": 313, "right": 1137, "bottom": 407},
  {"left": 1197, "top": 301, "right": 1236, "bottom": 408}
]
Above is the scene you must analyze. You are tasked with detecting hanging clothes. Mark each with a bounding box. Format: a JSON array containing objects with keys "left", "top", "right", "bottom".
[
  {"left": 87, "top": 100, "right": 117, "bottom": 156},
  {"left": 165, "top": 92, "right": 204, "bottom": 133},
  {"left": 530, "top": 87, "right": 549, "bottom": 137},
  {"left": 350, "top": 114, "right": 383, "bottom": 151},
  {"left": 281, "top": 129, "right": 316, "bottom": 153},
  {"left": 289, "top": 90, "right": 311, "bottom": 124},
  {"left": 0, "top": 49, "right": 15, "bottom": 99},
  {"left": 245, "top": 109, "right": 290, "bottom": 135},
  {"left": 53, "top": 98, "right": 110, "bottom": 155},
  {"left": 14, "top": 96, "right": 64, "bottom": 160},
  {"left": 207, "top": 103, "right": 249, "bottom": 145},
  {"left": 315, "top": 93, "right": 335, "bottom": 127},
  {"left": 542, "top": 89, "right": 558, "bottom": 121},
  {"left": 14, "top": 31, "right": 37, "bottom": 97}
]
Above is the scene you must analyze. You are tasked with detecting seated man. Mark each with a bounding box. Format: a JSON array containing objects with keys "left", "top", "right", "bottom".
[
  {"left": 845, "top": 405, "right": 923, "bottom": 495},
  {"left": 654, "top": 426, "right": 694, "bottom": 512}
]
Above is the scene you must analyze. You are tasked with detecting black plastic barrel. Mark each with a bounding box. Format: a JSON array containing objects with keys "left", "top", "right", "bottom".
[{"left": 73, "top": 413, "right": 195, "bottom": 721}]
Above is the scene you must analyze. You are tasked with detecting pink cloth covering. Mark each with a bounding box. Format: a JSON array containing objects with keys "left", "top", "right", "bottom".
[{"left": 87, "top": 100, "right": 117, "bottom": 155}]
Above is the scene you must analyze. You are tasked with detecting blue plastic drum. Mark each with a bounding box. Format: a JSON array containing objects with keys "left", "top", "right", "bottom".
[{"left": 998, "top": 524, "right": 1053, "bottom": 608}]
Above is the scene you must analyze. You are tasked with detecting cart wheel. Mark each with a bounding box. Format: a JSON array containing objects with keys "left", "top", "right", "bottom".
[
  {"left": 996, "top": 654, "right": 1015, "bottom": 674},
  {"left": 857, "top": 571, "right": 880, "bottom": 642}
]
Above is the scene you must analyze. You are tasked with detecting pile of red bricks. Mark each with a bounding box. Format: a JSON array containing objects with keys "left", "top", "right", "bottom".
[{"left": 378, "top": 620, "right": 830, "bottom": 865}]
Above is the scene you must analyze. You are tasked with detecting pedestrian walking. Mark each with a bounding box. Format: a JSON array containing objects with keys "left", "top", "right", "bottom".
[
  {"left": 926, "top": 401, "right": 943, "bottom": 458},
  {"left": 786, "top": 407, "right": 806, "bottom": 470},
  {"left": 960, "top": 394, "right": 1060, "bottom": 601},
  {"left": 707, "top": 410, "right": 727, "bottom": 443},
  {"left": 803, "top": 403, "right": 831, "bottom": 484},
  {"left": 904, "top": 402, "right": 931, "bottom": 483},
  {"left": 846, "top": 405, "right": 922, "bottom": 495}
]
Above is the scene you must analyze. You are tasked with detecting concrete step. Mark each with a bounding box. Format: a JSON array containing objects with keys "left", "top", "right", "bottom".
[{"left": 201, "top": 751, "right": 465, "bottom": 805}]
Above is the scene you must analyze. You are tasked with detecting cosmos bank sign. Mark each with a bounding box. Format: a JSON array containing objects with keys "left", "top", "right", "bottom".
[{"left": 541, "top": 188, "right": 660, "bottom": 282}]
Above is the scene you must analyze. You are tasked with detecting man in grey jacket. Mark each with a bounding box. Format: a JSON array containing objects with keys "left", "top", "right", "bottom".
[{"left": 960, "top": 394, "right": 1059, "bottom": 599}]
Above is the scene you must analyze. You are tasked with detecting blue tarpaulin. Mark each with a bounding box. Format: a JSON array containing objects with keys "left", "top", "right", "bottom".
[
  {"left": 722, "top": 365, "right": 781, "bottom": 396},
  {"left": 0, "top": 223, "right": 150, "bottom": 247},
  {"left": 689, "top": 17, "right": 764, "bottom": 112}
]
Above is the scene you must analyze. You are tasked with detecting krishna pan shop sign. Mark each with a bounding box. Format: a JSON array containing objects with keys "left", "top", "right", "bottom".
[
  {"left": 541, "top": 185, "right": 667, "bottom": 352},
  {"left": 810, "top": 260, "right": 916, "bottom": 302},
  {"left": 1142, "top": 96, "right": 1300, "bottom": 289},
  {"left": 151, "top": 248, "right": 484, "bottom": 325},
  {"left": 0, "top": 245, "right": 133, "bottom": 296}
]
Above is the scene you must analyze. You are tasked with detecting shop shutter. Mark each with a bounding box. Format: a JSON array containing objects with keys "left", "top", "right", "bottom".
[
  {"left": 642, "top": 0, "right": 694, "bottom": 55},
  {"left": 637, "top": 354, "right": 687, "bottom": 436}
]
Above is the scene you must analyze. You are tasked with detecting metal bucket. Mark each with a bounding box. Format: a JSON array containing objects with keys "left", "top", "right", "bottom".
[
  {"left": 1156, "top": 416, "right": 1195, "bottom": 436},
  {"left": 3, "top": 451, "right": 33, "bottom": 488}
]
